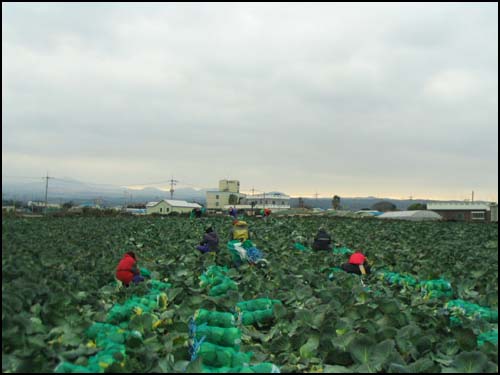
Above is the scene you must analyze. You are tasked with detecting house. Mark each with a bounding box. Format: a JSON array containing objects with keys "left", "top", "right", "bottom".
[
  {"left": 206, "top": 180, "right": 246, "bottom": 211},
  {"left": 427, "top": 202, "right": 493, "bottom": 222},
  {"left": 2, "top": 205, "right": 16, "bottom": 213},
  {"left": 241, "top": 192, "right": 291, "bottom": 212},
  {"left": 28, "top": 201, "right": 61, "bottom": 209},
  {"left": 377, "top": 210, "right": 442, "bottom": 221},
  {"left": 27, "top": 201, "right": 62, "bottom": 213},
  {"left": 146, "top": 199, "right": 202, "bottom": 215}
]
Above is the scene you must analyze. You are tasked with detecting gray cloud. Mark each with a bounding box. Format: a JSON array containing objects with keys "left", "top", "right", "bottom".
[{"left": 2, "top": 3, "right": 498, "bottom": 200}]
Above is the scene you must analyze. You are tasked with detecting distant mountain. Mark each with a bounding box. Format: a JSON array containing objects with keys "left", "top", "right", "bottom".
[
  {"left": 289, "top": 197, "right": 492, "bottom": 211},
  {"left": 1, "top": 178, "right": 211, "bottom": 206},
  {"left": 3, "top": 178, "right": 492, "bottom": 210}
]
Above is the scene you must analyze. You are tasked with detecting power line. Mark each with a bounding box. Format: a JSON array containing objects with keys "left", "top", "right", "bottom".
[
  {"left": 2, "top": 175, "right": 44, "bottom": 180},
  {"left": 169, "top": 177, "right": 179, "bottom": 200},
  {"left": 3, "top": 175, "right": 178, "bottom": 187},
  {"left": 44, "top": 172, "right": 55, "bottom": 215}
]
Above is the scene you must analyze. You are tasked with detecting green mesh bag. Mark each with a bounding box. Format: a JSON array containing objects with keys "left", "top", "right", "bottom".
[
  {"left": 150, "top": 280, "right": 172, "bottom": 291},
  {"left": 210, "top": 275, "right": 230, "bottom": 287},
  {"left": 140, "top": 267, "right": 151, "bottom": 277},
  {"left": 81, "top": 323, "right": 128, "bottom": 372},
  {"left": 56, "top": 273, "right": 169, "bottom": 373},
  {"left": 236, "top": 298, "right": 282, "bottom": 312},
  {"left": 294, "top": 243, "right": 310, "bottom": 252},
  {"left": 107, "top": 288, "right": 168, "bottom": 324},
  {"left": 203, "top": 363, "right": 281, "bottom": 373},
  {"left": 249, "top": 363, "right": 281, "bottom": 373},
  {"left": 87, "top": 346, "right": 125, "bottom": 372},
  {"left": 478, "top": 330, "right": 498, "bottom": 347},
  {"left": 200, "top": 266, "right": 230, "bottom": 287},
  {"left": 420, "top": 279, "right": 453, "bottom": 298},
  {"left": 446, "top": 299, "right": 498, "bottom": 323},
  {"left": 242, "top": 240, "right": 255, "bottom": 249},
  {"left": 86, "top": 323, "right": 127, "bottom": 345},
  {"left": 106, "top": 300, "right": 150, "bottom": 324},
  {"left": 195, "top": 309, "right": 236, "bottom": 328},
  {"left": 55, "top": 363, "right": 95, "bottom": 373},
  {"left": 333, "top": 246, "right": 354, "bottom": 255},
  {"left": 195, "top": 324, "right": 242, "bottom": 348},
  {"left": 198, "top": 342, "right": 252, "bottom": 368},
  {"left": 227, "top": 240, "right": 248, "bottom": 263},
  {"left": 380, "top": 272, "right": 419, "bottom": 287},
  {"left": 209, "top": 278, "right": 238, "bottom": 296},
  {"left": 240, "top": 309, "right": 275, "bottom": 325}
]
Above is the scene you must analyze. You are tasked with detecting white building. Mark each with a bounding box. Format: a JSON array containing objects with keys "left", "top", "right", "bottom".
[
  {"left": 206, "top": 180, "right": 245, "bottom": 210},
  {"left": 146, "top": 199, "right": 201, "bottom": 215},
  {"left": 218, "top": 180, "right": 240, "bottom": 193},
  {"left": 242, "top": 192, "right": 291, "bottom": 212},
  {"left": 28, "top": 201, "right": 61, "bottom": 209}
]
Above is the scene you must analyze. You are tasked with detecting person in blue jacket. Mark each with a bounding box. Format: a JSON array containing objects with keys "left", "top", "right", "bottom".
[
  {"left": 229, "top": 207, "right": 238, "bottom": 219},
  {"left": 196, "top": 227, "right": 219, "bottom": 254}
]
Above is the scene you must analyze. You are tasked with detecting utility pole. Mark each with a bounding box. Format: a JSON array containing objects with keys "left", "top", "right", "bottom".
[
  {"left": 169, "top": 177, "right": 179, "bottom": 200},
  {"left": 314, "top": 192, "right": 319, "bottom": 205},
  {"left": 251, "top": 187, "right": 255, "bottom": 215},
  {"left": 472, "top": 191, "right": 474, "bottom": 202},
  {"left": 43, "top": 172, "right": 54, "bottom": 215}
]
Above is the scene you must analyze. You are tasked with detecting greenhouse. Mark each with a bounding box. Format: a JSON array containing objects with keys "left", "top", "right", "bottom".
[{"left": 377, "top": 210, "right": 443, "bottom": 221}]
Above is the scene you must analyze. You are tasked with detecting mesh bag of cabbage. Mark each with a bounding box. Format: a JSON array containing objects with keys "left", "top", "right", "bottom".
[
  {"left": 446, "top": 299, "right": 498, "bottom": 325},
  {"left": 194, "top": 309, "right": 237, "bottom": 328},
  {"left": 240, "top": 309, "right": 275, "bottom": 326},
  {"left": 197, "top": 342, "right": 252, "bottom": 368},
  {"left": 236, "top": 298, "right": 282, "bottom": 312},
  {"left": 420, "top": 279, "right": 453, "bottom": 299},
  {"left": 202, "top": 363, "right": 281, "bottom": 373},
  {"left": 194, "top": 323, "right": 242, "bottom": 348},
  {"left": 209, "top": 278, "right": 238, "bottom": 296},
  {"left": 477, "top": 330, "right": 498, "bottom": 347}
]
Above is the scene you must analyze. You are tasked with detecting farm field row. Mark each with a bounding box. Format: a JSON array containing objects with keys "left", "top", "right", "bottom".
[{"left": 2, "top": 216, "right": 498, "bottom": 373}]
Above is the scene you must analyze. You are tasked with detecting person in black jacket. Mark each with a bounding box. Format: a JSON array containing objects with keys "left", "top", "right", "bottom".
[{"left": 312, "top": 228, "right": 332, "bottom": 250}]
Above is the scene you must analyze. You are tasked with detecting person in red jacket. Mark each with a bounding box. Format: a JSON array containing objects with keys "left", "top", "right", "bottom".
[
  {"left": 341, "top": 252, "right": 371, "bottom": 275},
  {"left": 116, "top": 251, "right": 144, "bottom": 287}
]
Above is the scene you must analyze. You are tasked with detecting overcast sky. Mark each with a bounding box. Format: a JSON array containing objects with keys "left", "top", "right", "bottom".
[{"left": 2, "top": 3, "right": 498, "bottom": 200}]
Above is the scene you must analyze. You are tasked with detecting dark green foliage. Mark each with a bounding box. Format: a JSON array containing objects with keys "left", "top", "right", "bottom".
[
  {"left": 2, "top": 216, "right": 498, "bottom": 373},
  {"left": 371, "top": 201, "right": 397, "bottom": 212}
]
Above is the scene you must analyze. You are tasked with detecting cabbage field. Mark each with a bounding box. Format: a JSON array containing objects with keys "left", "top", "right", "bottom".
[{"left": 2, "top": 215, "right": 498, "bottom": 373}]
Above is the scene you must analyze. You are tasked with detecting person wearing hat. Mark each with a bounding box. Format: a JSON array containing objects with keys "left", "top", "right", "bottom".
[
  {"left": 341, "top": 252, "right": 371, "bottom": 275},
  {"left": 116, "top": 251, "right": 144, "bottom": 287},
  {"left": 196, "top": 226, "right": 219, "bottom": 254}
]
